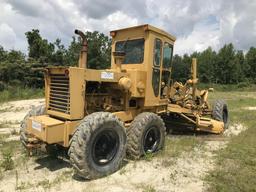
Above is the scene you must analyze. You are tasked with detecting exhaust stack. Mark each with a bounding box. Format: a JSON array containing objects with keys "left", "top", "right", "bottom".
[{"left": 75, "top": 29, "right": 88, "bottom": 68}]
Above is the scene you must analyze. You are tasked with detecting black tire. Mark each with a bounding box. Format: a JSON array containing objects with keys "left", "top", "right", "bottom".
[
  {"left": 127, "top": 112, "right": 166, "bottom": 159},
  {"left": 68, "top": 112, "right": 126, "bottom": 179},
  {"left": 20, "top": 105, "right": 45, "bottom": 147},
  {"left": 212, "top": 100, "right": 229, "bottom": 129}
]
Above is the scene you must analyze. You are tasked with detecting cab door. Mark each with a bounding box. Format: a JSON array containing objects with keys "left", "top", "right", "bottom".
[
  {"left": 160, "top": 42, "right": 173, "bottom": 98},
  {"left": 152, "top": 38, "right": 162, "bottom": 97},
  {"left": 152, "top": 39, "right": 173, "bottom": 99}
]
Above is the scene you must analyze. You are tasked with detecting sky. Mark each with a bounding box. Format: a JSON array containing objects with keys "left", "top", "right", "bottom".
[{"left": 0, "top": 0, "right": 256, "bottom": 55}]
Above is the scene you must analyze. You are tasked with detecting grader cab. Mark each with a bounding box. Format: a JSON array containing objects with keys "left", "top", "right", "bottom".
[{"left": 21, "top": 24, "right": 228, "bottom": 179}]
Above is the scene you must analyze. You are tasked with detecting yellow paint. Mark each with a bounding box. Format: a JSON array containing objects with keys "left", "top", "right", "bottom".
[{"left": 25, "top": 24, "right": 224, "bottom": 147}]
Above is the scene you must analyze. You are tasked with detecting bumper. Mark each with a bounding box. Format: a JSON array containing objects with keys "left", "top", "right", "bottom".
[{"left": 26, "top": 115, "right": 79, "bottom": 147}]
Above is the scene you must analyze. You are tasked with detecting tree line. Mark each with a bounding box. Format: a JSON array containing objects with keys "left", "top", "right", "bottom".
[
  {"left": 0, "top": 29, "right": 256, "bottom": 91},
  {"left": 172, "top": 44, "right": 256, "bottom": 85},
  {"left": 0, "top": 29, "right": 111, "bottom": 91}
]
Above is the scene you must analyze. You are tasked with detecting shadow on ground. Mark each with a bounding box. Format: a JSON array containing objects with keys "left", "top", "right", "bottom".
[
  {"left": 72, "top": 159, "right": 129, "bottom": 182},
  {"left": 166, "top": 125, "right": 228, "bottom": 141},
  {"left": 34, "top": 155, "right": 71, "bottom": 171}
]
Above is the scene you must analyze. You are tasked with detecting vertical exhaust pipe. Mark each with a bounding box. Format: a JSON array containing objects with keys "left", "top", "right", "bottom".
[{"left": 75, "top": 29, "right": 88, "bottom": 68}]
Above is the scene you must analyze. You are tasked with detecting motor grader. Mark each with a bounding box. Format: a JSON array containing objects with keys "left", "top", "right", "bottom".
[{"left": 20, "top": 24, "right": 228, "bottom": 179}]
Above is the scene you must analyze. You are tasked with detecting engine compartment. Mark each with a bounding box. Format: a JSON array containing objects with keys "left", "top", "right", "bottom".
[{"left": 85, "top": 82, "right": 125, "bottom": 114}]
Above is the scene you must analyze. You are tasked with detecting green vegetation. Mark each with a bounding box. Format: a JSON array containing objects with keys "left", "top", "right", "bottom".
[
  {"left": 15, "top": 169, "right": 73, "bottom": 191},
  {"left": 0, "top": 29, "right": 111, "bottom": 93},
  {"left": 0, "top": 140, "right": 21, "bottom": 156},
  {"left": 0, "top": 150, "right": 14, "bottom": 171},
  {"left": 157, "top": 136, "right": 203, "bottom": 168},
  {"left": 0, "top": 87, "right": 43, "bottom": 103},
  {"left": 198, "top": 82, "right": 256, "bottom": 92},
  {"left": 1, "top": 28, "right": 256, "bottom": 100},
  {"left": 0, "top": 135, "right": 22, "bottom": 171},
  {"left": 0, "top": 123, "right": 8, "bottom": 128},
  {"left": 0, "top": 29, "right": 111, "bottom": 101},
  {"left": 165, "top": 136, "right": 202, "bottom": 157},
  {"left": 206, "top": 92, "right": 256, "bottom": 192},
  {"left": 142, "top": 185, "right": 156, "bottom": 192},
  {"left": 0, "top": 134, "right": 10, "bottom": 141},
  {"left": 37, "top": 179, "right": 51, "bottom": 189},
  {"left": 139, "top": 134, "right": 203, "bottom": 164},
  {"left": 172, "top": 45, "right": 256, "bottom": 84}
]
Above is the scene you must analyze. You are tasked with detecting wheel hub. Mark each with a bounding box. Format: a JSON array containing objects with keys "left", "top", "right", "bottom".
[
  {"left": 143, "top": 126, "right": 160, "bottom": 153},
  {"left": 92, "top": 129, "right": 119, "bottom": 166}
]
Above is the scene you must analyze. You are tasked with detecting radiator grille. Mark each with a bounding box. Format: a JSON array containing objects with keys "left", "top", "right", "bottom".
[{"left": 49, "top": 74, "right": 70, "bottom": 114}]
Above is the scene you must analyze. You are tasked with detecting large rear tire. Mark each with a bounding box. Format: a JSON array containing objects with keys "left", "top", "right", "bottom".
[
  {"left": 68, "top": 112, "right": 126, "bottom": 179},
  {"left": 127, "top": 112, "right": 166, "bottom": 159},
  {"left": 212, "top": 100, "right": 229, "bottom": 129},
  {"left": 20, "top": 105, "right": 45, "bottom": 147}
]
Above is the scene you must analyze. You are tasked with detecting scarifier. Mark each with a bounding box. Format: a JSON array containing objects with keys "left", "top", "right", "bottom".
[{"left": 20, "top": 24, "right": 229, "bottom": 179}]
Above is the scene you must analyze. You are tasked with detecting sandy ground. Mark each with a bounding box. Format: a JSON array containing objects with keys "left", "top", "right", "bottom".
[
  {"left": 0, "top": 99, "right": 45, "bottom": 135},
  {"left": 0, "top": 99, "right": 247, "bottom": 192},
  {"left": 244, "top": 106, "right": 256, "bottom": 111}
]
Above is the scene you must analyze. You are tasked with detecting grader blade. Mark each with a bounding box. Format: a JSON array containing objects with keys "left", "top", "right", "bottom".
[{"left": 196, "top": 117, "right": 224, "bottom": 134}]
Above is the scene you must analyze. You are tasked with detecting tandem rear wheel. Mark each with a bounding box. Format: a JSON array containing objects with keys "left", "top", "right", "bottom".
[
  {"left": 68, "top": 112, "right": 167, "bottom": 179},
  {"left": 126, "top": 112, "right": 166, "bottom": 159}
]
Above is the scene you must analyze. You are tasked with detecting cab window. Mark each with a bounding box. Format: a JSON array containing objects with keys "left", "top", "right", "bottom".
[
  {"left": 163, "top": 43, "right": 173, "bottom": 69},
  {"left": 115, "top": 38, "right": 144, "bottom": 64},
  {"left": 153, "top": 39, "right": 162, "bottom": 67}
]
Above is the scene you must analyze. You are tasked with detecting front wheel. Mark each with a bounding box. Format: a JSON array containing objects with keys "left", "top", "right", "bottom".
[
  {"left": 127, "top": 112, "right": 166, "bottom": 159},
  {"left": 212, "top": 100, "right": 229, "bottom": 129},
  {"left": 68, "top": 112, "right": 126, "bottom": 179}
]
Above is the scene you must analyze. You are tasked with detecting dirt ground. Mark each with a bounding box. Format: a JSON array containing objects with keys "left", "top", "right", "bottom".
[
  {"left": 244, "top": 106, "right": 256, "bottom": 111},
  {"left": 0, "top": 99, "right": 247, "bottom": 192}
]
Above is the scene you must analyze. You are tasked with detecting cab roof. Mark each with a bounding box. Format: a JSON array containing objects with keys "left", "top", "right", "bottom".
[{"left": 110, "top": 24, "right": 176, "bottom": 42}]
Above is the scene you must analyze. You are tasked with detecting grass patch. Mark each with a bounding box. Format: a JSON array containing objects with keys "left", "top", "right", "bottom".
[
  {"left": 142, "top": 152, "right": 155, "bottom": 161},
  {"left": 119, "top": 167, "right": 127, "bottom": 175},
  {"left": 158, "top": 136, "right": 203, "bottom": 167},
  {"left": 0, "top": 134, "right": 10, "bottom": 142},
  {"left": 0, "top": 169, "right": 3, "bottom": 180},
  {"left": 16, "top": 181, "right": 33, "bottom": 191},
  {"left": 142, "top": 185, "right": 156, "bottom": 192},
  {"left": 0, "top": 123, "right": 8, "bottom": 128},
  {"left": 0, "top": 87, "right": 43, "bottom": 103},
  {"left": 161, "top": 136, "right": 203, "bottom": 158},
  {"left": 37, "top": 179, "right": 51, "bottom": 189},
  {"left": 198, "top": 83, "right": 256, "bottom": 92},
  {"left": 0, "top": 140, "right": 21, "bottom": 154},
  {"left": 0, "top": 139, "right": 22, "bottom": 171},
  {"left": 205, "top": 91, "right": 256, "bottom": 191},
  {"left": 14, "top": 168, "right": 73, "bottom": 191},
  {"left": 1, "top": 150, "right": 14, "bottom": 170},
  {"left": 36, "top": 170, "right": 73, "bottom": 189},
  {"left": 0, "top": 136, "right": 17, "bottom": 171}
]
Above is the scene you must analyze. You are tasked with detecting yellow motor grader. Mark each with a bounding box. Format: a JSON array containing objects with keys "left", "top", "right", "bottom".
[{"left": 20, "top": 24, "right": 228, "bottom": 179}]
